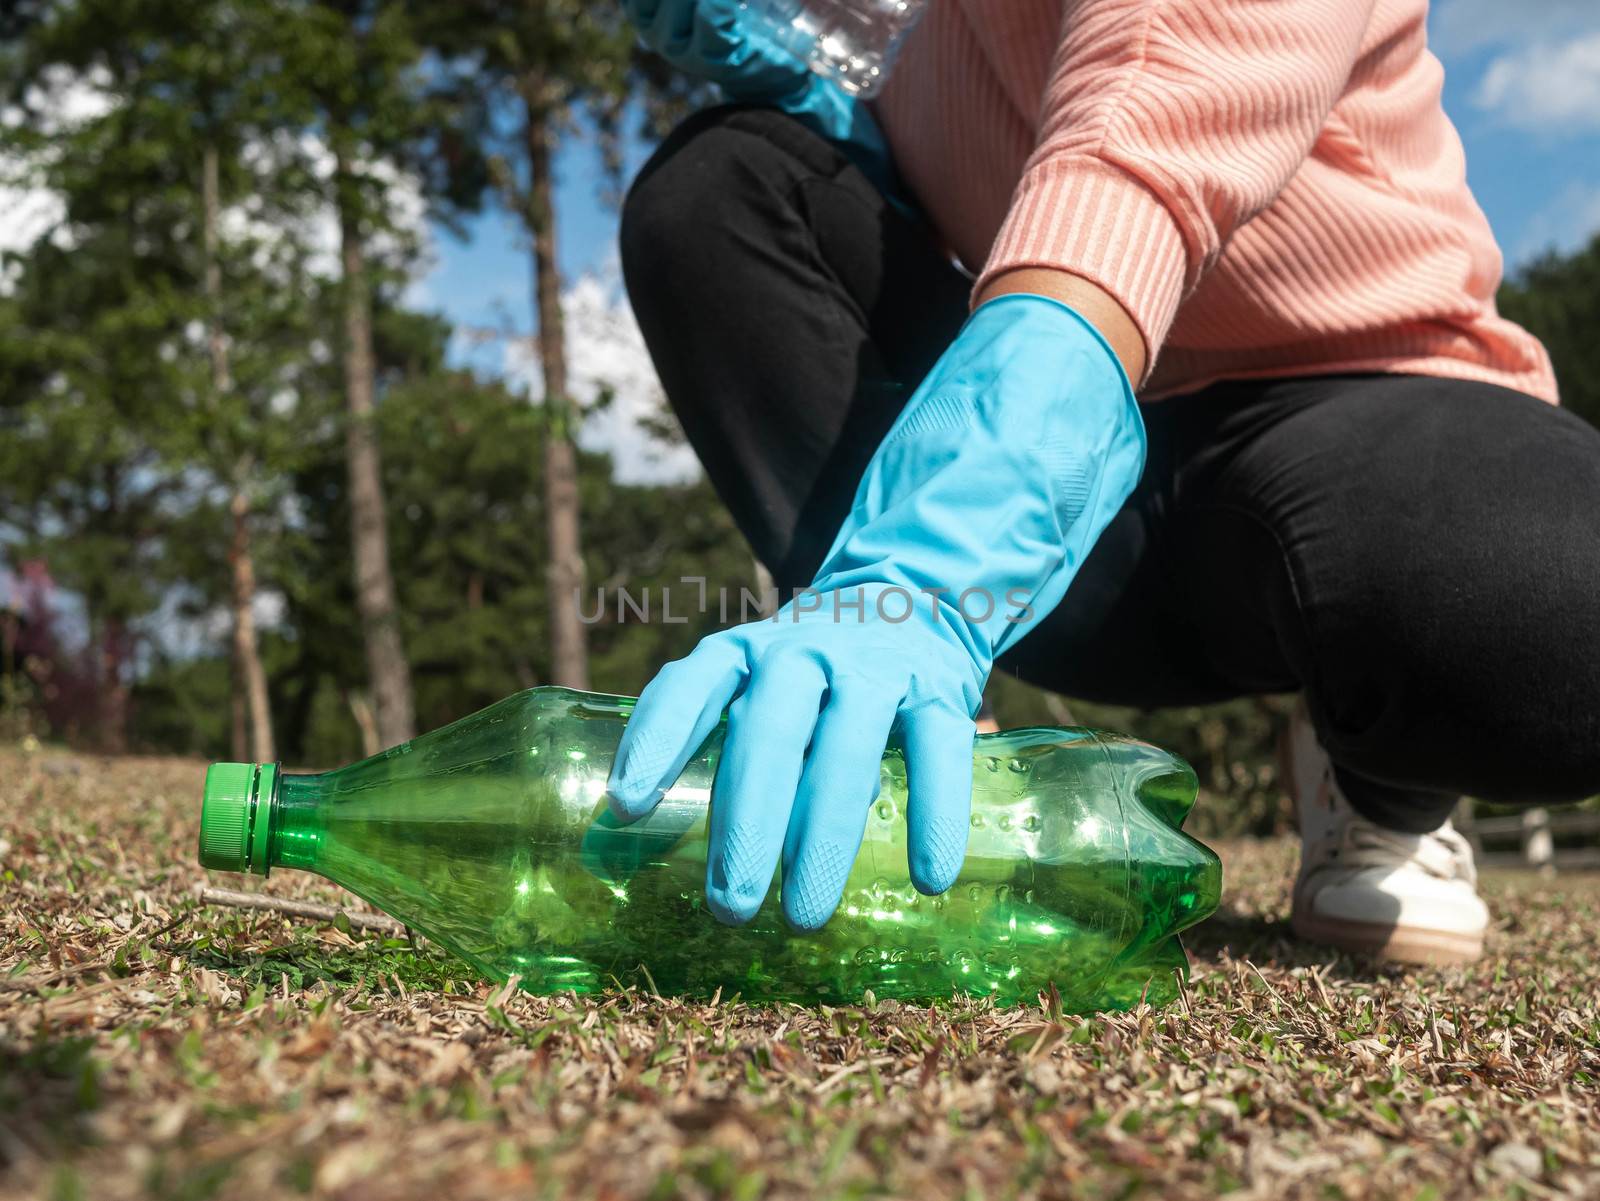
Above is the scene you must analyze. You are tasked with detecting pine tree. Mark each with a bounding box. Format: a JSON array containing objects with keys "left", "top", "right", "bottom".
[
  {"left": 421, "top": 0, "right": 660, "bottom": 691},
  {"left": 1500, "top": 234, "right": 1600, "bottom": 429},
  {"left": 178, "top": 0, "right": 316, "bottom": 762},
  {"left": 267, "top": 0, "right": 489, "bottom": 747},
  {"left": 0, "top": 2, "right": 215, "bottom": 748},
  {"left": 0, "top": 0, "right": 351, "bottom": 756}
]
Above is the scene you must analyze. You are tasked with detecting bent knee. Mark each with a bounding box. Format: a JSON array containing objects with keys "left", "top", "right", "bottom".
[
  {"left": 621, "top": 105, "right": 813, "bottom": 290},
  {"left": 1306, "top": 388, "right": 1600, "bottom": 799},
  {"left": 1312, "top": 552, "right": 1600, "bottom": 805}
]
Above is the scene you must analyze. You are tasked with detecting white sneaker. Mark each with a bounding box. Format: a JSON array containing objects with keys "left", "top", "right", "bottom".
[{"left": 1283, "top": 711, "right": 1488, "bottom": 964}]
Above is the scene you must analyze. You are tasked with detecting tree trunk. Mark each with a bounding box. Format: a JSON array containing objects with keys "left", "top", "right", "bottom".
[
  {"left": 231, "top": 662, "right": 247, "bottom": 760},
  {"left": 228, "top": 489, "right": 275, "bottom": 761},
  {"left": 344, "top": 688, "right": 382, "bottom": 758},
  {"left": 205, "top": 143, "right": 276, "bottom": 763},
  {"left": 202, "top": 144, "right": 232, "bottom": 395},
  {"left": 335, "top": 156, "right": 415, "bottom": 746},
  {"left": 99, "top": 617, "right": 130, "bottom": 754},
  {"left": 523, "top": 85, "right": 589, "bottom": 690}
]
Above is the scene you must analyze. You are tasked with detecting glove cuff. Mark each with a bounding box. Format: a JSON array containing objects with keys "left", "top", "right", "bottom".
[{"left": 810, "top": 294, "right": 1146, "bottom": 666}]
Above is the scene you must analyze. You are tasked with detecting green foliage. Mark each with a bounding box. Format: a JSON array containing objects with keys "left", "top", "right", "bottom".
[
  {"left": 0, "top": 1035, "right": 103, "bottom": 1156},
  {"left": 268, "top": 360, "right": 749, "bottom": 763},
  {"left": 1500, "top": 233, "right": 1600, "bottom": 428},
  {"left": 263, "top": 0, "right": 489, "bottom": 233},
  {"left": 129, "top": 651, "right": 235, "bottom": 756},
  {"left": 0, "top": 0, "right": 501, "bottom": 753},
  {"left": 428, "top": 0, "right": 642, "bottom": 131},
  {"left": 0, "top": 0, "right": 356, "bottom": 747}
]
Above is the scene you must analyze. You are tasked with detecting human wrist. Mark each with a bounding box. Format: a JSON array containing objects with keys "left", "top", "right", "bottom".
[{"left": 974, "top": 268, "right": 1146, "bottom": 386}]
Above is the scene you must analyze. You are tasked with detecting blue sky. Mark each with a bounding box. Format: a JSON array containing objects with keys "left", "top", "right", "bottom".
[
  {"left": 418, "top": 0, "right": 1600, "bottom": 359},
  {"left": 417, "top": 120, "right": 655, "bottom": 380}
]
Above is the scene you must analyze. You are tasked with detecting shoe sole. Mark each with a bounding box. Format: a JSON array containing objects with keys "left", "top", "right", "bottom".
[{"left": 1290, "top": 908, "right": 1484, "bottom": 966}]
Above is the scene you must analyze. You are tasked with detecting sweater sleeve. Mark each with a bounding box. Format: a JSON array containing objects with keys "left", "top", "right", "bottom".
[{"left": 973, "top": 0, "right": 1376, "bottom": 380}]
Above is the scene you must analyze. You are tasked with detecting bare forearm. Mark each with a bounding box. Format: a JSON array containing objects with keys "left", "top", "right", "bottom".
[{"left": 975, "top": 267, "right": 1147, "bottom": 386}]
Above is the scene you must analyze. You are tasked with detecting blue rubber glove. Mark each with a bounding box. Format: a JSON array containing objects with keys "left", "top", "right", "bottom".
[
  {"left": 624, "top": 0, "right": 899, "bottom": 200},
  {"left": 607, "top": 294, "right": 1146, "bottom": 929}
]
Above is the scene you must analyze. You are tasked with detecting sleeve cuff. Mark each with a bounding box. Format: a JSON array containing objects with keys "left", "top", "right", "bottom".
[{"left": 974, "top": 157, "right": 1192, "bottom": 385}]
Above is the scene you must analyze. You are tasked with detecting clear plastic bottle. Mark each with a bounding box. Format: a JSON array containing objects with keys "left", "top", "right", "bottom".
[
  {"left": 198, "top": 687, "right": 1221, "bottom": 1010},
  {"left": 743, "top": 0, "right": 929, "bottom": 97}
]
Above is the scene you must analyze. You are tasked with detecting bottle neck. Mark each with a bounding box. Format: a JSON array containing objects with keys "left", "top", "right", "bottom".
[{"left": 266, "top": 772, "right": 330, "bottom": 874}]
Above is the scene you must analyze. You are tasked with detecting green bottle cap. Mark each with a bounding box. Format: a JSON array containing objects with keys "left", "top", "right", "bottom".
[
  {"left": 200, "top": 761, "right": 277, "bottom": 875},
  {"left": 199, "top": 762, "right": 255, "bottom": 872}
]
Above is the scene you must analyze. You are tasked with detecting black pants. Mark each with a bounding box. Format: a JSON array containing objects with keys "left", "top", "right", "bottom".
[{"left": 620, "top": 105, "right": 1600, "bottom": 831}]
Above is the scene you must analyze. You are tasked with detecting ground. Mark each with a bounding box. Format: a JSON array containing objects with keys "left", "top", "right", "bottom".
[{"left": 2, "top": 748, "right": 1597, "bottom": 1201}]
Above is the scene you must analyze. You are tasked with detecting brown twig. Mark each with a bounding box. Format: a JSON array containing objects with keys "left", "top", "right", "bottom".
[{"left": 194, "top": 885, "right": 409, "bottom": 938}]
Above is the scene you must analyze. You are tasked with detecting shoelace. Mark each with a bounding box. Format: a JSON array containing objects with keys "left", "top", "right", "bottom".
[{"left": 1336, "top": 818, "right": 1477, "bottom": 885}]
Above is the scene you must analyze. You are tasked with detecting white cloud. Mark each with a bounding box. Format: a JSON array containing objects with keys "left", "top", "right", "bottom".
[
  {"left": 0, "top": 70, "right": 114, "bottom": 292},
  {"left": 1510, "top": 179, "right": 1600, "bottom": 266},
  {"left": 150, "top": 586, "right": 287, "bottom": 663},
  {"left": 1430, "top": 0, "right": 1598, "bottom": 56},
  {"left": 3, "top": 74, "right": 432, "bottom": 302},
  {"left": 0, "top": 175, "right": 62, "bottom": 260},
  {"left": 234, "top": 131, "right": 430, "bottom": 282},
  {"left": 1473, "top": 32, "right": 1600, "bottom": 134},
  {"left": 505, "top": 264, "right": 700, "bottom": 486},
  {"left": 2, "top": 63, "right": 116, "bottom": 134}
]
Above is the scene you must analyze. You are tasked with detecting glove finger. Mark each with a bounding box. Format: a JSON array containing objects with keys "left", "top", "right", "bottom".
[
  {"left": 688, "top": 0, "right": 743, "bottom": 59},
  {"left": 697, "top": 1, "right": 809, "bottom": 92},
  {"left": 606, "top": 636, "right": 746, "bottom": 820},
  {"left": 902, "top": 701, "right": 976, "bottom": 895},
  {"left": 781, "top": 685, "right": 898, "bottom": 931},
  {"left": 705, "top": 649, "right": 826, "bottom": 925},
  {"left": 658, "top": 0, "right": 697, "bottom": 54}
]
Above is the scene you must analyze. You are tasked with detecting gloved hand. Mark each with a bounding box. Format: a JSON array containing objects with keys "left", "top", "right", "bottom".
[
  {"left": 607, "top": 294, "right": 1146, "bottom": 930},
  {"left": 626, "top": 0, "right": 815, "bottom": 107},
  {"left": 624, "top": 0, "right": 898, "bottom": 200}
]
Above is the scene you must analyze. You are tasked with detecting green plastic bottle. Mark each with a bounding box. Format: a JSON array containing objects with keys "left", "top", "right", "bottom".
[{"left": 197, "top": 687, "right": 1220, "bottom": 1010}]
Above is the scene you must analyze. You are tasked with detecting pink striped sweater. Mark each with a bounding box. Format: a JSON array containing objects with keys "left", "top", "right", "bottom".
[{"left": 871, "top": 0, "right": 1558, "bottom": 401}]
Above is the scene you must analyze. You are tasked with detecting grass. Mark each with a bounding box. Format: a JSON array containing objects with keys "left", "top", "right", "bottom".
[{"left": 2, "top": 746, "right": 1598, "bottom": 1201}]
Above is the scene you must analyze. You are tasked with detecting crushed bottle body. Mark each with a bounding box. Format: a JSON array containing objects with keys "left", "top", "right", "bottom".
[{"left": 201, "top": 688, "right": 1221, "bottom": 1009}]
